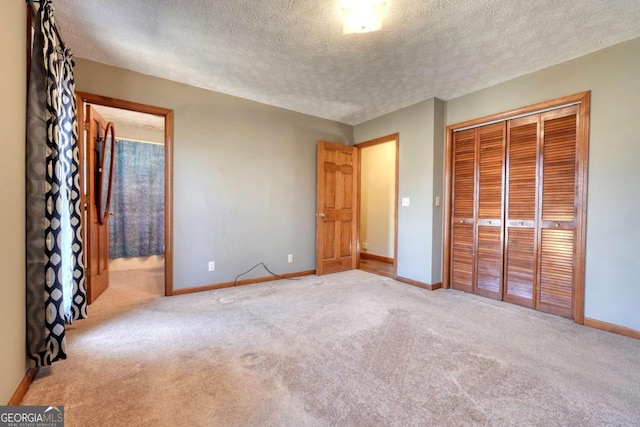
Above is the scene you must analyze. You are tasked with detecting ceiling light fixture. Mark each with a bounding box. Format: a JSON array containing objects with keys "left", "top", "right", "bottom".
[{"left": 342, "top": 0, "right": 387, "bottom": 35}]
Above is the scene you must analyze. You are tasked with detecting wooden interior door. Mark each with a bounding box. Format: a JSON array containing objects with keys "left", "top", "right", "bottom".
[
  {"left": 85, "top": 105, "right": 111, "bottom": 303},
  {"left": 450, "top": 129, "right": 476, "bottom": 293},
  {"left": 504, "top": 115, "right": 540, "bottom": 308},
  {"left": 536, "top": 106, "right": 579, "bottom": 317},
  {"left": 475, "top": 123, "right": 506, "bottom": 300},
  {"left": 316, "top": 141, "right": 358, "bottom": 275}
]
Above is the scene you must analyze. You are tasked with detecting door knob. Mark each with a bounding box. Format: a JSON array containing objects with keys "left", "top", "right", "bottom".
[
  {"left": 317, "top": 213, "right": 325, "bottom": 218},
  {"left": 108, "top": 211, "right": 115, "bottom": 217}
]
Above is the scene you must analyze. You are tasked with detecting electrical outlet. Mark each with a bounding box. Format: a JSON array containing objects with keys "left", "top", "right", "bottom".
[
  {"left": 287, "top": 254, "right": 294, "bottom": 263},
  {"left": 208, "top": 261, "right": 215, "bottom": 272}
]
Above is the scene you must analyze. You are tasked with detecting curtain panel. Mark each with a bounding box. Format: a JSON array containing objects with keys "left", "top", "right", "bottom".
[
  {"left": 109, "top": 139, "right": 165, "bottom": 259},
  {"left": 26, "top": 0, "right": 86, "bottom": 367}
]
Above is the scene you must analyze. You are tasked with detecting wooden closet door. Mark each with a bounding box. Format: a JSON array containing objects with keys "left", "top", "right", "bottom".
[
  {"left": 537, "top": 106, "right": 579, "bottom": 317},
  {"left": 447, "top": 93, "right": 588, "bottom": 321},
  {"left": 504, "top": 115, "right": 539, "bottom": 308},
  {"left": 475, "top": 123, "right": 505, "bottom": 300},
  {"left": 451, "top": 129, "right": 476, "bottom": 293}
]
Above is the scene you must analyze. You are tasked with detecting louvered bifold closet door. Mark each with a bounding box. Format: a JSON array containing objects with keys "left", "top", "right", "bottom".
[
  {"left": 451, "top": 129, "right": 476, "bottom": 293},
  {"left": 504, "top": 115, "right": 539, "bottom": 308},
  {"left": 475, "top": 123, "right": 506, "bottom": 300},
  {"left": 537, "top": 106, "right": 579, "bottom": 317}
]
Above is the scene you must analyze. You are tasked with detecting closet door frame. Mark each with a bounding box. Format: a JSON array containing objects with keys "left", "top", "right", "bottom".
[{"left": 443, "top": 91, "right": 590, "bottom": 324}]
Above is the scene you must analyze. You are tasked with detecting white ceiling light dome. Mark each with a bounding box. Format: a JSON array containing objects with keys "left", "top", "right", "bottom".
[{"left": 342, "top": 0, "right": 387, "bottom": 34}]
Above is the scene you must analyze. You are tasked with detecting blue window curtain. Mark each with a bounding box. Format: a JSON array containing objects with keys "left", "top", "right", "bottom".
[{"left": 109, "top": 139, "right": 165, "bottom": 259}]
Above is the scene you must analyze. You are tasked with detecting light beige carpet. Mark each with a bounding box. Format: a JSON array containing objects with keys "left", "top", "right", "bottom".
[{"left": 22, "top": 269, "right": 640, "bottom": 426}]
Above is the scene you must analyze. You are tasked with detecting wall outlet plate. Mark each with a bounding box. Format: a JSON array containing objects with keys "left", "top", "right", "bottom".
[
  {"left": 208, "top": 261, "right": 215, "bottom": 271},
  {"left": 287, "top": 254, "right": 294, "bottom": 263},
  {"left": 402, "top": 197, "right": 410, "bottom": 207}
]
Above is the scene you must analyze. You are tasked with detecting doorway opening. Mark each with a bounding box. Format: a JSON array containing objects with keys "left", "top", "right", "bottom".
[
  {"left": 76, "top": 93, "right": 174, "bottom": 303},
  {"left": 356, "top": 134, "right": 399, "bottom": 279}
]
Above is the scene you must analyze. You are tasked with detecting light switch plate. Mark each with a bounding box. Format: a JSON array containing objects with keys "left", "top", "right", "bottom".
[
  {"left": 435, "top": 196, "right": 441, "bottom": 207},
  {"left": 402, "top": 197, "right": 410, "bottom": 207}
]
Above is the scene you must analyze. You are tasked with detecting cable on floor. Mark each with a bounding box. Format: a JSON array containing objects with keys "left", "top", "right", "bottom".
[{"left": 233, "top": 262, "right": 299, "bottom": 287}]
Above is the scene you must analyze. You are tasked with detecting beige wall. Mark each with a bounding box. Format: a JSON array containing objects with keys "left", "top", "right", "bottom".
[
  {"left": 446, "top": 38, "right": 640, "bottom": 330},
  {"left": 73, "top": 59, "right": 352, "bottom": 289},
  {"left": 114, "top": 123, "right": 164, "bottom": 144},
  {"left": 360, "top": 141, "right": 396, "bottom": 258},
  {"left": 0, "top": 0, "right": 27, "bottom": 404},
  {"left": 92, "top": 104, "right": 165, "bottom": 143},
  {"left": 110, "top": 256, "right": 165, "bottom": 272}
]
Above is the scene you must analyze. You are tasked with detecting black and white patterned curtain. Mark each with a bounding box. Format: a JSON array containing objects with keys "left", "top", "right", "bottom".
[{"left": 26, "top": 0, "right": 86, "bottom": 367}]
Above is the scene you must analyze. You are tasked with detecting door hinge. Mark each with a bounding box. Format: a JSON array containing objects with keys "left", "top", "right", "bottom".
[
  {"left": 83, "top": 122, "right": 89, "bottom": 131},
  {"left": 85, "top": 268, "right": 91, "bottom": 277}
]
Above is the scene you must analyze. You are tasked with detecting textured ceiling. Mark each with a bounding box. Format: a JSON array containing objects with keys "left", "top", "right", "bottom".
[{"left": 55, "top": 0, "right": 640, "bottom": 125}]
